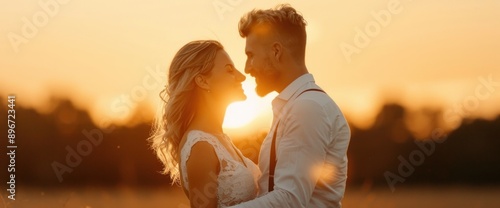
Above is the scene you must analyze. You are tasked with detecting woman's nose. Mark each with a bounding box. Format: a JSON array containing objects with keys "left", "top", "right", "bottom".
[{"left": 236, "top": 70, "right": 246, "bottom": 82}]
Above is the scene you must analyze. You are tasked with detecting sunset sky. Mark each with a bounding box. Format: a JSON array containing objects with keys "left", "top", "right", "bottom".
[{"left": 1, "top": 0, "right": 499, "bottom": 132}]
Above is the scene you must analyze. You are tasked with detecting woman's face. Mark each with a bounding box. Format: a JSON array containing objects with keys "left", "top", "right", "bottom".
[{"left": 205, "top": 49, "right": 247, "bottom": 103}]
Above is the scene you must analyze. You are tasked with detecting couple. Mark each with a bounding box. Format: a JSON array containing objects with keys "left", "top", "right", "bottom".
[{"left": 149, "top": 4, "right": 351, "bottom": 208}]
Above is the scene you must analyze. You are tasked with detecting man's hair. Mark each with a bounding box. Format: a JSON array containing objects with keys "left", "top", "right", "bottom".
[{"left": 239, "top": 4, "right": 307, "bottom": 61}]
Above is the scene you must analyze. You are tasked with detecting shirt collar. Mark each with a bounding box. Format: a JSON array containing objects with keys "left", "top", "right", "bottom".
[
  {"left": 277, "top": 73, "right": 315, "bottom": 101},
  {"left": 272, "top": 73, "right": 315, "bottom": 117}
]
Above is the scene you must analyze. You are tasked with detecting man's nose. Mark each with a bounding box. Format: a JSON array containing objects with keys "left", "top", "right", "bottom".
[{"left": 244, "top": 59, "right": 252, "bottom": 74}]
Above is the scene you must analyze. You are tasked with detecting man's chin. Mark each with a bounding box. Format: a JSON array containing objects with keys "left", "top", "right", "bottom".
[{"left": 256, "top": 85, "right": 272, "bottom": 97}]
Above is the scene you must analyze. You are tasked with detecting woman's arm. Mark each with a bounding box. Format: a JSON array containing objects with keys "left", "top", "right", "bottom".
[{"left": 186, "top": 141, "right": 220, "bottom": 208}]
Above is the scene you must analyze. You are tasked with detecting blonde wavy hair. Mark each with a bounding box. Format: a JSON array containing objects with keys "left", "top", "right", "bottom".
[{"left": 149, "top": 40, "right": 223, "bottom": 184}]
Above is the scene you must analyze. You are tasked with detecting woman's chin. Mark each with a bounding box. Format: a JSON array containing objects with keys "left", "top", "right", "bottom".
[
  {"left": 235, "top": 94, "right": 247, "bottom": 102},
  {"left": 228, "top": 93, "right": 247, "bottom": 103},
  {"left": 239, "top": 94, "right": 247, "bottom": 101}
]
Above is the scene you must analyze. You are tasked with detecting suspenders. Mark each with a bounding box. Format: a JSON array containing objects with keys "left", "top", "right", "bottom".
[{"left": 268, "top": 88, "right": 326, "bottom": 192}]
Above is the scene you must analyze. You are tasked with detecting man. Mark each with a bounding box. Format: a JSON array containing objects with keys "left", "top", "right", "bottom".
[{"left": 230, "top": 4, "right": 351, "bottom": 208}]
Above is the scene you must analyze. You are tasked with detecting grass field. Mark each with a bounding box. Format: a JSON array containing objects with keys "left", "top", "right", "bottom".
[{"left": 2, "top": 185, "right": 500, "bottom": 208}]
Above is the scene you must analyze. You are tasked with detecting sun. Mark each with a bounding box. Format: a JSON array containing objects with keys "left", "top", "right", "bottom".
[
  {"left": 223, "top": 99, "right": 260, "bottom": 128},
  {"left": 223, "top": 81, "right": 266, "bottom": 129}
]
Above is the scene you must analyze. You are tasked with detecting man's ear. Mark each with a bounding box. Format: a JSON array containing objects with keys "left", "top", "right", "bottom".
[
  {"left": 272, "top": 42, "right": 283, "bottom": 61},
  {"left": 195, "top": 75, "right": 210, "bottom": 91}
]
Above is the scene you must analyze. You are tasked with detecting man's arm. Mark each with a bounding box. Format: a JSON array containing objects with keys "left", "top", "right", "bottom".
[{"left": 230, "top": 100, "right": 330, "bottom": 208}]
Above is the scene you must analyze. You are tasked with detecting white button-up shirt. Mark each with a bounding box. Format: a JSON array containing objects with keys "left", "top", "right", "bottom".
[{"left": 230, "top": 74, "right": 351, "bottom": 208}]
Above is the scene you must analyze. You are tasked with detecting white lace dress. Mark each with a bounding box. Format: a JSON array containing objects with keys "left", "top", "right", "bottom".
[{"left": 180, "top": 130, "right": 261, "bottom": 207}]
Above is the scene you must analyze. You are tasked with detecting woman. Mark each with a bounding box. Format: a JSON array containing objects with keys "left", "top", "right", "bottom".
[{"left": 149, "top": 40, "right": 261, "bottom": 207}]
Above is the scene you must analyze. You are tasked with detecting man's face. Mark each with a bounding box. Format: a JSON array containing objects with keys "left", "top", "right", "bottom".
[{"left": 244, "top": 32, "right": 279, "bottom": 97}]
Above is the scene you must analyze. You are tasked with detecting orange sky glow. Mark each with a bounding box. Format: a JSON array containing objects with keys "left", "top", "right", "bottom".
[{"left": 1, "top": 0, "right": 499, "bottom": 134}]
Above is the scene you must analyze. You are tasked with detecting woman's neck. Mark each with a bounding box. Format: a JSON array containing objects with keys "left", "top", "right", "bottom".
[{"left": 189, "top": 100, "right": 227, "bottom": 135}]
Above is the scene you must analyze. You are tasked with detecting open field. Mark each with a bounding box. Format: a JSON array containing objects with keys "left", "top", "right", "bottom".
[{"left": 2, "top": 186, "right": 500, "bottom": 208}]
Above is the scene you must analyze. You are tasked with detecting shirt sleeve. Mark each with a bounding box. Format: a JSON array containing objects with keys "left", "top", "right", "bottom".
[{"left": 228, "top": 99, "right": 331, "bottom": 208}]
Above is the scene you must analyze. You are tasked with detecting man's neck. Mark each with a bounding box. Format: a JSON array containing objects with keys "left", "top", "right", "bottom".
[{"left": 275, "top": 65, "right": 308, "bottom": 93}]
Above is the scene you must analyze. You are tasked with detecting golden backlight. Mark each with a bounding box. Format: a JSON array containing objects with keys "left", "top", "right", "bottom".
[
  {"left": 1, "top": 0, "right": 499, "bottom": 130},
  {"left": 224, "top": 100, "right": 260, "bottom": 128},
  {"left": 223, "top": 80, "right": 269, "bottom": 129}
]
